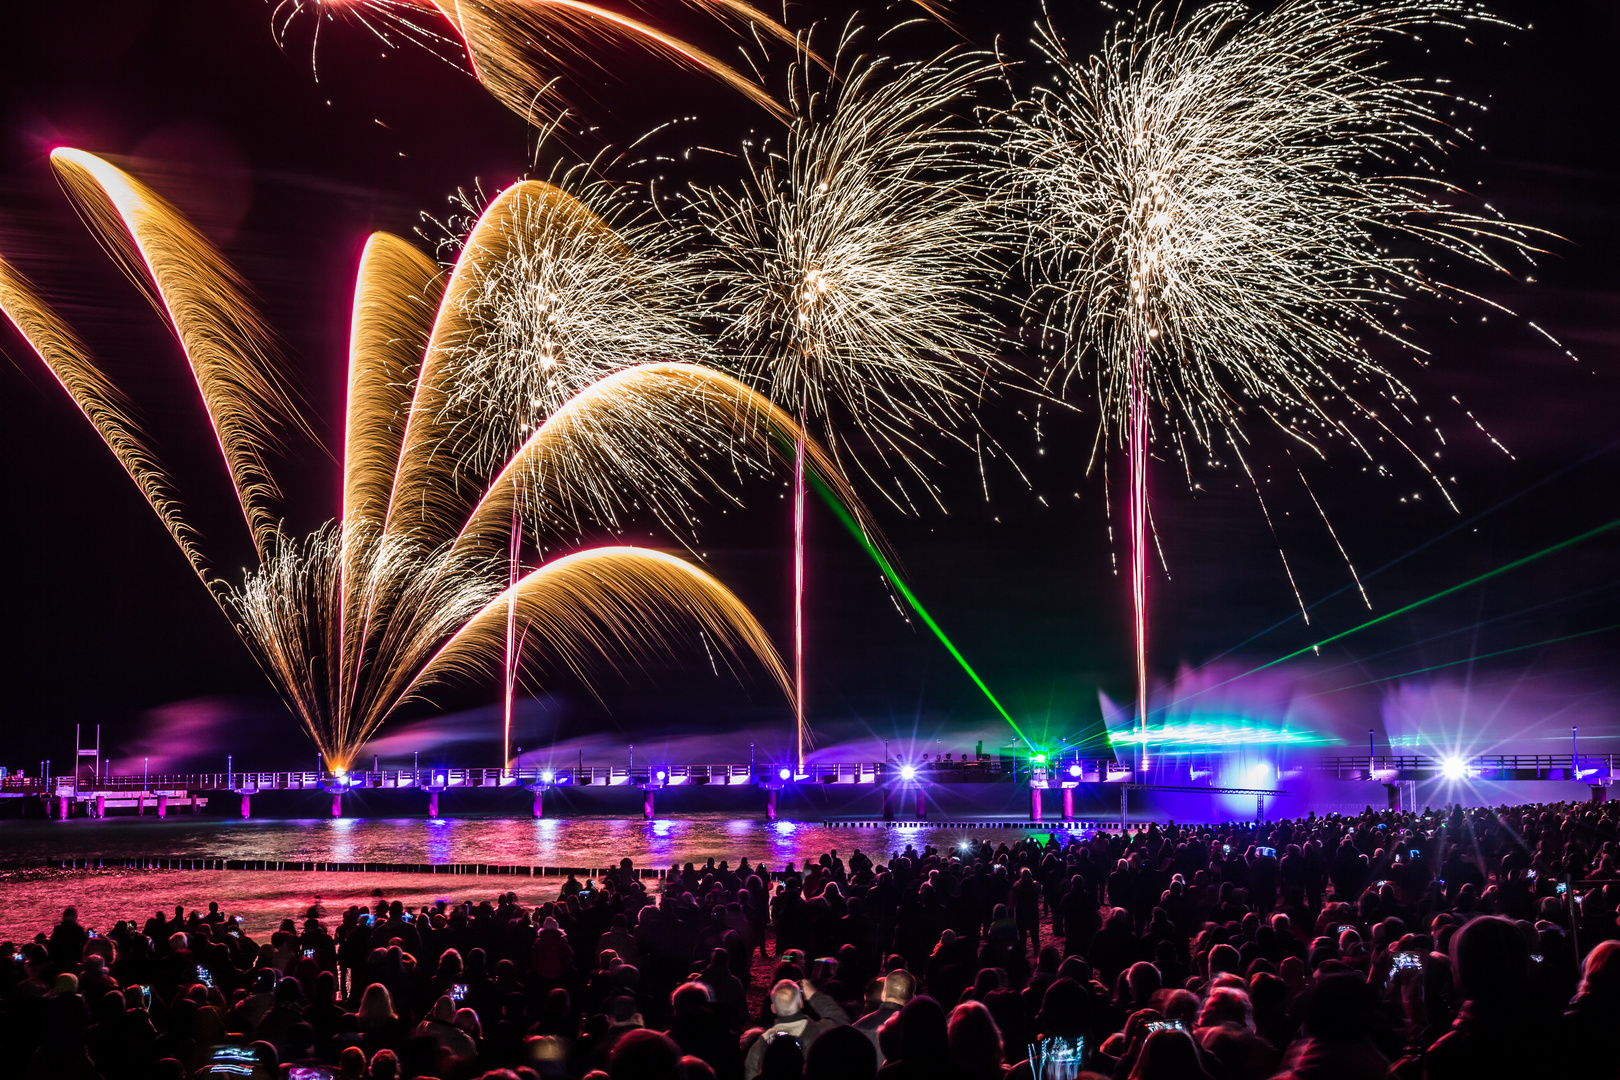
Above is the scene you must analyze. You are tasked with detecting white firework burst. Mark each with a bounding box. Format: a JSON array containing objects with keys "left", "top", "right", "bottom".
[
  {"left": 998, "top": 0, "right": 1554, "bottom": 490},
  {"left": 684, "top": 31, "right": 1003, "bottom": 495}
]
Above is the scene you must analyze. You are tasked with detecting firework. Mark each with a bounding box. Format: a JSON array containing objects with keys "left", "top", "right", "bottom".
[
  {"left": 421, "top": 171, "right": 708, "bottom": 486},
  {"left": 687, "top": 37, "right": 999, "bottom": 486},
  {"left": 0, "top": 150, "right": 840, "bottom": 770},
  {"left": 685, "top": 35, "right": 1001, "bottom": 765},
  {"left": 51, "top": 148, "right": 304, "bottom": 561},
  {"left": 274, "top": 0, "right": 796, "bottom": 124},
  {"left": 995, "top": 1, "right": 1552, "bottom": 763}
]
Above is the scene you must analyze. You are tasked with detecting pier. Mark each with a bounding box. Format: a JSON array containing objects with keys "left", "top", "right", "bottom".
[{"left": 0, "top": 751, "right": 1608, "bottom": 823}]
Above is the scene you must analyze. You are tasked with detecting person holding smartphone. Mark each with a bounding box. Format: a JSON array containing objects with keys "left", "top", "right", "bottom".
[
  {"left": 743, "top": 978, "right": 851, "bottom": 1078},
  {"left": 1008, "top": 978, "right": 1093, "bottom": 1079}
]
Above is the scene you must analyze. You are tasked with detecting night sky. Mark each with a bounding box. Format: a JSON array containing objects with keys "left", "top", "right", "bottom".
[{"left": 1, "top": 0, "right": 1616, "bottom": 772}]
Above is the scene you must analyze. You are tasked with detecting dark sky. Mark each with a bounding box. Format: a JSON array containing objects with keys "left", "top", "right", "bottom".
[{"left": 0, "top": 0, "right": 1616, "bottom": 772}]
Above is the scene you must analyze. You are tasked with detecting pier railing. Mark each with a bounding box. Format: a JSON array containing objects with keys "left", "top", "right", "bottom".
[
  {"left": 1313, "top": 754, "right": 1614, "bottom": 782},
  {"left": 1, "top": 758, "right": 1027, "bottom": 796},
  {"left": 5, "top": 752, "right": 1612, "bottom": 799}
]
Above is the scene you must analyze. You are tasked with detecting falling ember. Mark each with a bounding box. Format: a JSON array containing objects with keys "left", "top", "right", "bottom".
[
  {"left": 272, "top": 0, "right": 463, "bottom": 78},
  {"left": 1129, "top": 341, "right": 1149, "bottom": 772},
  {"left": 504, "top": 477, "right": 522, "bottom": 768},
  {"left": 793, "top": 407, "right": 807, "bottom": 772}
]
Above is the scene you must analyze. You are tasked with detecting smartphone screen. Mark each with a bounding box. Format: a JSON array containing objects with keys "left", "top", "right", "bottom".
[
  {"left": 1145, "top": 1020, "right": 1186, "bottom": 1032},
  {"left": 1027, "top": 1036, "right": 1085, "bottom": 1080},
  {"left": 1391, "top": 951, "right": 1422, "bottom": 971},
  {"left": 450, "top": 983, "right": 468, "bottom": 1001}
]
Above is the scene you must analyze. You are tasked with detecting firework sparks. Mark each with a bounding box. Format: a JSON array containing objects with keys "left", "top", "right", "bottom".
[
  {"left": 423, "top": 170, "right": 709, "bottom": 484},
  {"left": 686, "top": 36, "right": 1000, "bottom": 489},
  {"left": 273, "top": 0, "right": 795, "bottom": 124},
  {"left": 272, "top": 0, "right": 461, "bottom": 78},
  {"left": 50, "top": 148, "right": 305, "bottom": 561},
  {"left": 0, "top": 150, "right": 828, "bottom": 770},
  {"left": 994, "top": 0, "right": 1553, "bottom": 764},
  {"left": 684, "top": 33, "right": 1001, "bottom": 767}
]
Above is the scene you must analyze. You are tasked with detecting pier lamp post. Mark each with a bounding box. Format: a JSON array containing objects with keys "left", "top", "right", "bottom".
[{"left": 530, "top": 767, "right": 555, "bottom": 818}]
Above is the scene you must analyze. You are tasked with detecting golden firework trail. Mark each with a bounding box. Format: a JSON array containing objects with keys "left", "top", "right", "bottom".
[
  {"left": 683, "top": 30, "right": 1002, "bottom": 768},
  {"left": 273, "top": 0, "right": 798, "bottom": 124},
  {"left": 994, "top": 0, "right": 1558, "bottom": 768},
  {"left": 0, "top": 150, "right": 857, "bottom": 771},
  {"left": 420, "top": 168, "right": 709, "bottom": 488}
]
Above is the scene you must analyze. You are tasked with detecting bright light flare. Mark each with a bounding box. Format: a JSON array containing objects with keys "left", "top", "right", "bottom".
[
  {"left": 1440, "top": 757, "right": 1468, "bottom": 781},
  {"left": 898, "top": 764, "right": 917, "bottom": 781}
]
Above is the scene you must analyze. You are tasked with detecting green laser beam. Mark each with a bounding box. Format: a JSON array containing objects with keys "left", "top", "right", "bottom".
[
  {"left": 1257, "top": 515, "right": 1620, "bottom": 673},
  {"left": 803, "top": 468, "right": 1029, "bottom": 745},
  {"left": 1302, "top": 620, "right": 1620, "bottom": 699},
  {"left": 1168, "top": 515, "right": 1620, "bottom": 710}
]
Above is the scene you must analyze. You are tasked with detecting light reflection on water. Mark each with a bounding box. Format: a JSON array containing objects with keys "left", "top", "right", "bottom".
[{"left": 0, "top": 812, "right": 1067, "bottom": 941}]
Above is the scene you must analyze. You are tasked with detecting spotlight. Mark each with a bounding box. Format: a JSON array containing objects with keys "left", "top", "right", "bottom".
[
  {"left": 655, "top": 769, "right": 666, "bottom": 781},
  {"left": 434, "top": 773, "right": 446, "bottom": 786},
  {"left": 541, "top": 770, "right": 554, "bottom": 784},
  {"left": 1068, "top": 764, "right": 1081, "bottom": 778},
  {"left": 1440, "top": 757, "right": 1467, "bottom": 781},
  {"left": 1032, "top": 753, "right": 1048, "bottom": 766},
  {"left": 899, "top": 764, "right": 917, "bottom": 781},
  {"left": 778, "top": 767, "right": 792, "bottom": 781}
]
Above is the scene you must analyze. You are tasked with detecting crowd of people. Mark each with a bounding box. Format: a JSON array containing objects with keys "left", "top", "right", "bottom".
[{"left": 7, "top": 798, "right": 1620, "bottom": 1080}]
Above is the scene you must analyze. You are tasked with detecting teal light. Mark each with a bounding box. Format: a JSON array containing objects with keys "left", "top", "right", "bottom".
[{"left": 1105, "top": 715, "right": 1337, "bottom": 749}]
